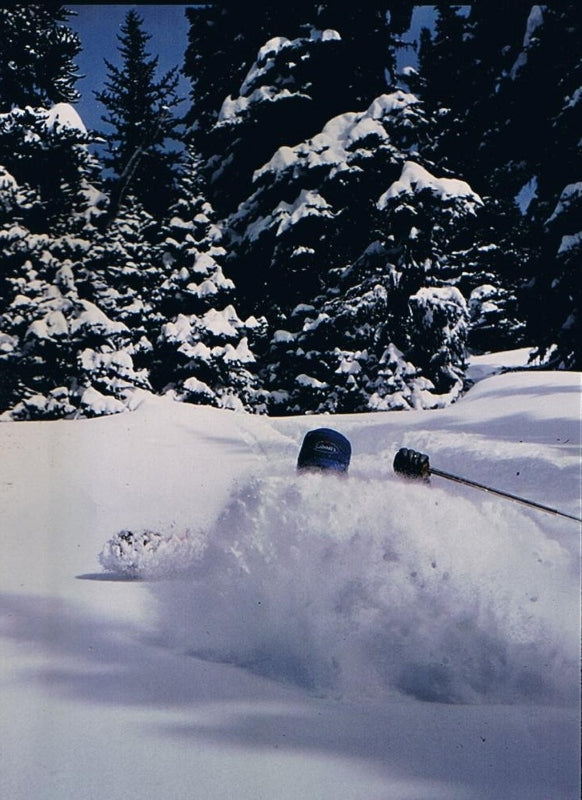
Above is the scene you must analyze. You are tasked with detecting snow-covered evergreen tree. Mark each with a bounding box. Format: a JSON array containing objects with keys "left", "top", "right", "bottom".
[
  {"left": 226, "top": 90, "right": 431, "bottom": 316},
  {"left": 183, "top": 4, "right": 413, "bottom": 217},
  {"left": 0, "top": 5, "right": 81, "bottom": 110},
  {"left": 0, "top": 8, "right": 101, "bottom": 230},
  {"left": 180, "top": 5, "right": 495, "bottom": 414},
  {"left": 0, "top": 7, "right": 152, "bottom": 419},
  {"left": 208, "top": 27, "right": 344, "bottom": 215},
  {"left": 3, "top": 3, "right": 576, "bottom": 421},
  {"left": 507, "top": 3, "right": 581, "bottom": 368},
  {"left": 150, "top": 146, "right": 267, "bottom": 412},
  {"left": 182, "top": 4, "right": 498, "bottom": 416},
  {"left": 262, "top": 153, "right": 481, "bottom": 413},
  {"left": 0, "top": 102, "right": 104, "bottom": 231},
  {"left": 417, "top": 2, "right": 530, "bottom": 193},
  {"left": 0, "top": 228, "right": 151, "bottom": 419},
  {"left": 78, "top": 196, "right": 162, "bottom": 363},
  {"left": 524, "top": 182, "right": 581, "bottom": 370},
  {"left": 415, "top": 2, "right": 560, "bottom": 356}
]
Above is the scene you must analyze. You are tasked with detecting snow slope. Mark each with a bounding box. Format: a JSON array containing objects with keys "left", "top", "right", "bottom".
[{"left": 0, "top": 362, "right": 580, "bottom": 800}]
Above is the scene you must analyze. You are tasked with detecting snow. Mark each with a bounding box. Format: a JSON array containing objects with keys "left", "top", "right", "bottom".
[
  {"left": 510, "top": 6, "right": 545, "bottom": 80},
  {"left": 79, "top": 386, "right": 127, "bottom": 416},
  {"left": 25, "top": 309, "right": 68, "bottom": 340},
  {"left": 254, "top": 91, "right": 421, "bottom": 186},
  {"left": 565, "top": 85, "right": 581, "bottom": 111},
  {"left": 378, "top": 161, "right": 483, "bottom": 211},
  {"left": 558, "top": 231, "right": 582, "bottom": 255},
  {"left": 546, "top": 181, "right": 582, "bottom": 224},
  {"left": 0, "top": 358, "right": 580, "bottom": 800},
  {"left": 192, "top": 252, "right": 219, "bottom": 275},
  {"left": 223, "top": 337, "right": 255, "bottom": 364},
  {"left": 219, "top": 87, "right": 308, "bottom": 126},
  {"left": 244, "top": 189, "right": 335, "bottom": 242},
  {"left": 296, "top": 373, "right": 328, "bottom": 388},
  {"left": 515, "top": 176, "right": 538, "bottom": 214},
  {"left": 410, "top": 285, "right": 467, "bottom": 321},
  {"left": 44, "top": 102, "right": 88, "bottom": 135},
  {"left": 240, "top": 30, "right": 340, "bottom": 97},
  {"left": 191, "top": 278, "right": 219, "bottom": 298},
  {"left": 273, "top": 329, "right": 295, "bottom": 344},
  {"left": 521, "top": 6, "right": 545, "bottom": 50},
  {"left": 181, "top": 375, "right": 213, "bottom": 398},
  {"left": 368, "top": 90, "right": 420, "bottom": 118},
  {"left": 70, "top": 299, "right": 129, "bottom": 336},
  {"left": 465, "top": 347, "right": 537, "bottom": 383},
  {"left": 79, "top": 347, "right": 135, "bottom": 375},
  {"left": 202, "top": 305, "right": 245, "bottom": 338},
  {"left": 161, "top": 306, "right": 247, "bottom": 347}
]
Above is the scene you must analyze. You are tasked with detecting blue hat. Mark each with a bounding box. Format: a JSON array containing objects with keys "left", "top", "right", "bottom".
[{"left": 297, "top": 428, "right": 351, "bottom": 472}]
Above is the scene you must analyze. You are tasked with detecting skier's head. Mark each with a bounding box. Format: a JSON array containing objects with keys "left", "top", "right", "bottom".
[{"left": 296, "top": 428, "right": 351, "bottom": 473}]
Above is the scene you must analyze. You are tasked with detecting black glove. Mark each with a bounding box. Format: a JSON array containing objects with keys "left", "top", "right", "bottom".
[{"left": 393, "top": 448, "right": 430, "bottom": 480}]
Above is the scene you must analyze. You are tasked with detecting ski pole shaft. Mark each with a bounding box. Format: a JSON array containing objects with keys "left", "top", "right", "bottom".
[
  {"left": 429, "top": 466, "right": 582, "bottom": 523},
  {"left": 392, "top": 448, "right": 581, "bottom": 523}
]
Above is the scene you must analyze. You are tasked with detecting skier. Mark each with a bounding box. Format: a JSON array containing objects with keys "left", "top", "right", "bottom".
[
  {"left": 296, "top": 434, "right": 429, "bottom": 477},
  {"left": 297, "top": 428, "right": 351, "bottom": 473}
]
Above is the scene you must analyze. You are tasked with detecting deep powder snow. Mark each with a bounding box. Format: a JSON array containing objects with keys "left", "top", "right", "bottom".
[{"left": 101, "top": 465, "right": 577, "bottom": 705}]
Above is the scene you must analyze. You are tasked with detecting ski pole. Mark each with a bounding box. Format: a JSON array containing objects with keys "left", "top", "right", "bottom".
[{"left": 393, "top": 448, "right": 582, "bottom": 523}]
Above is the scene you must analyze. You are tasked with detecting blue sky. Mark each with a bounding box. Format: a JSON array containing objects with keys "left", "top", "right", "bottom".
[
  {"left": 67, "top": 4, "right": 191, "bottom": 131},
  {"left": 67, "top": 4, "right": 436, "bottom": 133}
]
